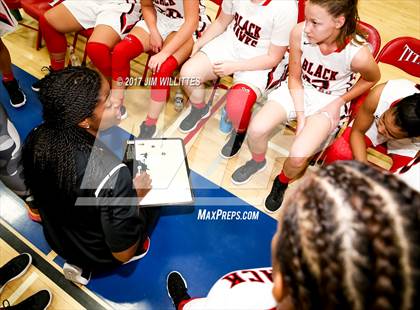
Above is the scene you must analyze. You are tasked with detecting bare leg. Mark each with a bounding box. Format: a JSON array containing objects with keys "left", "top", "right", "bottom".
[
  {"left": 247, "top": 100, "right": 289, "bottom": 156},
  {"left": 283, "top": 113, "right": 336, "bottom": 179},
  {"left": 180, "top": 52, "right": 218, "bottom": 104},
  {"left": 43, "top": 4, "right": 84, "bottom": 65}
]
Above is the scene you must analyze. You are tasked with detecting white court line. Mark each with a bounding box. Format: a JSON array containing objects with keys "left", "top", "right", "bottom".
[{"left": 7, "top": 272, "right": 38, "bottom": 305}]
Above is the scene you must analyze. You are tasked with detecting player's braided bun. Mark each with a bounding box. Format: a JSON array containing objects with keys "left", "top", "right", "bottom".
[
  {"left": 38, "top": 66, "right": 100, "bottom": 129},
  {"left": 276, "top": 161, "right": 420, "bottom": 310},
  {"left": 23, "top": 66, "right": 102, "bottom": 197}
]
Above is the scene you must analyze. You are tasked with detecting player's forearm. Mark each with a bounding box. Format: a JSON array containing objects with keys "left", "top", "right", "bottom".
[
  {"left": 196, "top": 19, "right": 229, "bottom": 48},
  {"left": 289, "top": 75, "right": 304, "bottom": 115},
  {"left": 143, "top": 7, "right": 159, "bottom": 34},
  {"left": 341, "top": 78, "right": 379, "bottom": 106},
  {"left": 160, "top": 20, "right": 198, "bottom": 56},
  {"left": 350, "top": 129, "right": 368, "bottom": 163}
]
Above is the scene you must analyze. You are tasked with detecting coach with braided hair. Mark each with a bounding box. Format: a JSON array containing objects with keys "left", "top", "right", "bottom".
[
  {"left": 166, "top": 161, "right": 419, "bottom": 309},
  {"left": 22, "top": 66, "right": 156, "bottom": 279}
]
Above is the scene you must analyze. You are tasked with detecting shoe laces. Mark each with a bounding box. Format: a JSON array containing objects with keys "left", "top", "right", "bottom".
[{"left": 40, "top": 66, "right": 52, "bottom": 74}]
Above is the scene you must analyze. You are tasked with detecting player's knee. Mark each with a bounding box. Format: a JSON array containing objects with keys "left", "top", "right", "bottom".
[
  {"left": 248, "top": 122, "right": 269, "bottom": 142},
  {"left": 180, "top": 60, "right": 199, "bottom": 83},
  {"left": 86, "top": 42, "right": 110, "bottom": 66},
  {"left": 112, "top": 34, "right": 143, "bottom": 66},
  {"left": 287, "top": 154, "right": 308, "bottom": 169}
]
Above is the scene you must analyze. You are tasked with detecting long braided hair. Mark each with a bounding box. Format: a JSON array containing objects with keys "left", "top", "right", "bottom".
[
  {"left": 22, "top": 66, "right": 102, "bottom": 200},
  {"left": 276, "top": 161, "right": 420, "bottom": 310}
]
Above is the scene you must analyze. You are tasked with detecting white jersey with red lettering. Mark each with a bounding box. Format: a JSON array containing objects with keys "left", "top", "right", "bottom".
[
  {"left": 183, "top": 267, "right": 276, "bottom": 310},
  {"left": 200, "top": 0, "right": 297, "bottom": 92},
  {"left": 0, "top": 0, "right": 17, "bottom": 36},
  {"left": 221, "top": 0, "right": 297, "bottom": 59},
  {"left": 135, "top": 0, "right": 210, "bottom": 40},
  {"left": 300, "top": 28, "right": 366, "bottom": 96},
  {"left": 57, "top": 0, "right": 141, "bottom": 38},
  {"left": 353, "top": 79, "right": 420, "bottom": 156}
]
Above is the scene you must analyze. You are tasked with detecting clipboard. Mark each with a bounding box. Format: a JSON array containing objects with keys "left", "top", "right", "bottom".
[{"left": 123, "top": 138, "right": 194, "bottom": 206}]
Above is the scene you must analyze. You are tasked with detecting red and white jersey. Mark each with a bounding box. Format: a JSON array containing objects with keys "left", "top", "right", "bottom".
[
  {"left": 300, "top": 29, "right": 365, "bottom": 96},
  {"left": 152, "top": 0, "right": 209, "bottom": 32},
  {"left": 183, "top": 267, "right": 276, "bottom": 310},
  {"left": 222, "top": 0, "right": 297, "bottom": 59},
  {"left": 0, "top": 0, "right": 17, "bottom": 36},
  {"left": 361, "top": 79, "right": 420, "bottom": 156}
]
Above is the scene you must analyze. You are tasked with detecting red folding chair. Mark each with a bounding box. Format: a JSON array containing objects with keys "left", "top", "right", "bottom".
[
  {"left": 320, "top": 36, "right": 420, "bottom": 166},
  {"left": 376, "top": 36, "right": 420, "bottom": 77},
  {"left": 4, "top": 0, "right": 20, "bottom": 10},
  {"left": 348, "top": 34, "right": 419, "bottom": 121},
  {"left": 20, "top": 0, "right": 51, "bottom": 50},
  {"left": 69, "top": 28, "right": 94, "bottom": 66}
]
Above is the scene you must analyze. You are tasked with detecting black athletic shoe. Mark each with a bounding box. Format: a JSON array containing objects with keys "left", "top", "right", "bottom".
[
  {"left": 220, "top": 130, "right": 246, "bottom": 158},
  {"left": 31, "top": 67, "right": 53, "bottom": 92},
  {"left": 2, "top": 289, "right": 52, "bottom": 310},
  {"left": 179, "top": 104, "right": 210, "bottom": 133},
  {"left": 264, "top": 177, "right": 288, "bottom": 213},
  {"left": 231, "top": 159, "right": 267, "bottom": 185},
  {"left": 166, "top": 271, "right": 190, "bottom": 308},
  {"left": 2, "top": 80, "right": 26, "bottom": 108},
  {"left": 0, "top": 253, "right": 32, "bottom": 294},
  {"left": 138, "top": 121, "right": 157, "bottom": 139}
]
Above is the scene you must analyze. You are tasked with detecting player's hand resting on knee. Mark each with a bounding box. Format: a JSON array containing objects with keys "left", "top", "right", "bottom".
[
  {"left": 213, "top": 61, "right": 237, "bottom": 77},
  {"left": 133, "top": 172, "right": 152, "bottom": 200},
  {"left": 150, "top": 30, "right": 163, "bottom": 54}
]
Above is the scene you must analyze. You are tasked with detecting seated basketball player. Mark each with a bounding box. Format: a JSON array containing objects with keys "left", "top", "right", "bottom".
[
  {"left": 0, "top": 0, "right": 26, "bottom": 108},
  {"left": 33, "top": 0, "right": 141, "bottom": 118},
  {"left": 111, "top": 0, "right": 210, "bottom": 138},
  {"left": 166, "top": 161, "right": 420, "bottom": 309},
  {"left": 231, "top": 0, "right": 380, "bottom": 213},
  {"left": 323, "top": 79, "right": 419, "bottom": 190},
  {"left": 178, "top": 0, "right": 297, "bottom": 157},
  {"left": 22, "top": 67, "right": 158, "bottom": 282}
]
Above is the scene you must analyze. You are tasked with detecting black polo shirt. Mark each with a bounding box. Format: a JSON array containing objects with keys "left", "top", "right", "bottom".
[{"left": 36, "top": 145, "right": 149, "bottom": 272}]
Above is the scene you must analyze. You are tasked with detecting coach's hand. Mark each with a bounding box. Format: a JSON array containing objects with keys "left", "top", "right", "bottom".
[
  {"left": 150, "top": 30, "right": 163, "bottom": 54},
  {"left": 134, "top": 171, "right": 152, "bottom": 199},
  {"left": 213, "top": 61, "right": 237, "bottom": 77},
  {"left": 148, "top": 52, "right": 170, "bottom": 73}
]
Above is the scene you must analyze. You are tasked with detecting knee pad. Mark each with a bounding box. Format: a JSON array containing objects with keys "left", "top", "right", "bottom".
[
  {"left": 39, "top": 14, "right": 67, "bottom": 54},
  {"left": 226, "top": 84, "right": 257, "bottom": 132},
  {"left": 112, "top": 34, "right": 144, "bottom": 82},
  {"left": 86, "top": 42, "right": 112, "bottom": 78},
  {"left": 150, "top": 55, "right": 178, "bottom": 102}
]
